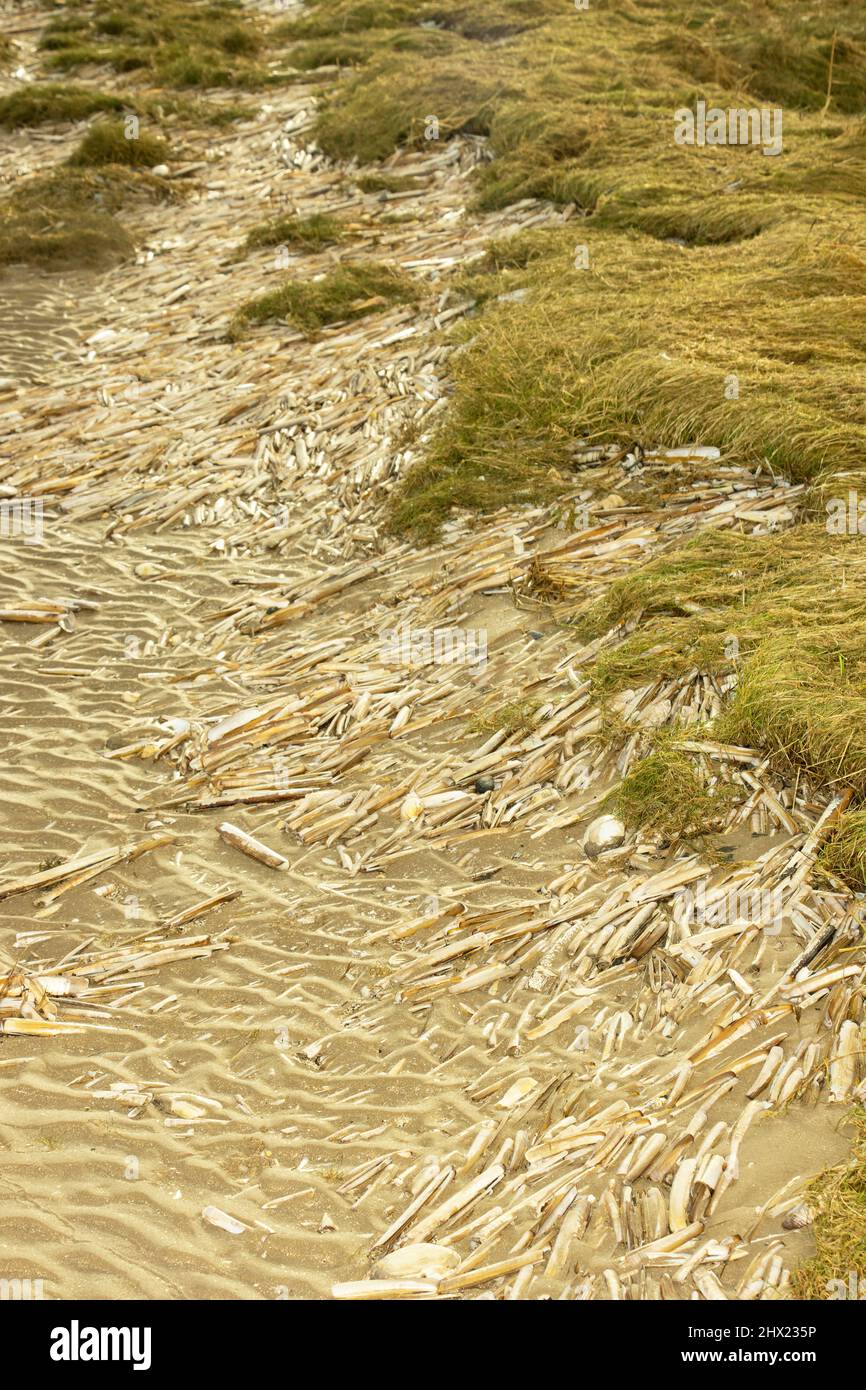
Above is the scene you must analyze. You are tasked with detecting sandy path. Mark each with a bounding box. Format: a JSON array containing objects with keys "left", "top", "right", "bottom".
[
  {"left": 0, "top": 3, "right": 861, "bottom": 1302},
  {"left": 0, "top": 42, "right": 573, "bottom": 1297}
]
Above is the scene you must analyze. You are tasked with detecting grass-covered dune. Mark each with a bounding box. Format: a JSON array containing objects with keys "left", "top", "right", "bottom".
[
  {"left": 39, "top": 0, "right": 265, "bottom": 88},
  {"left": 274, "top": 0, "right": 866, "bottom": 535},
  {"left": 272, "top": 1, "right": 866, "bottom": 532}
]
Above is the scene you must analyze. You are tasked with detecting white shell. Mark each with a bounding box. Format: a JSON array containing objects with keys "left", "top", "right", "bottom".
[
  {"left": 171, "top": 1098, "right": 206, "bottom": 1120},
  {"left": 372, "top": 1243, "right": 460, "bottom": 1281},
  {"left": 640, "top": 698, "right": 672, "bottom": 729},
  {"left": 400, "top": 791, "right": 424, "bottom": 822},
  {"left": 583, "top": 814, "right": 625, "bottom": 859},
  {"left": 202, "top": 1205, "right": 245, "bottom": 1235},
  {"left": 497, "top": 1076, "right": 538, "bottom": 1109},
  {"left": 781, "top": 1202, "right": 813, "bottom": 1231}
]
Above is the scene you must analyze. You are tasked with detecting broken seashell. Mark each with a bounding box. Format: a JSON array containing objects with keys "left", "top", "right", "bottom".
[
  {"left": 400, "top": 791, "right": 424, "bottom": 822},
  {"left": 171, "top": 1098, "right": 207, "bottom": 1120},
  {"left": 372, "top": 1243, "right": 459, "bottom": 1281},
  {"left": 583, "top": 814, "right": 625, "bottom": 859},
  {"left": 781, "top": 1202, "right": 814, "bottom": 1231}
]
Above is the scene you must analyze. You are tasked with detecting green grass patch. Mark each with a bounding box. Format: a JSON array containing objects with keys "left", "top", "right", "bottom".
[
  {"left": 0, "top": 83, "right": 254, "bottom": 131},
  {"left": 305, "top": 0, "right": 866, "bottom": 170},
  {"left": 40, "top": 0, "right": 266, "bottom": 89},
  {"left": 280, "top": 0, "right": 563, "bottom": 40},
  {"left": 569, "top": 527, "right": 866, "bottom": 828},
  {"left": 388, "top": 212, "right": 866, "bottom": 535},
  {"left": 315, "top": 52, "right": 496, "bottom": 163},
  {"left": 819, "top": 811, "right": 866, "bottom": 892},
  {"left": 608, "top": 734, "right": 736, "bottom": 841},
  {"left": 67, "top": 119, "right": 170, "bottom": 168},
  {"left": 0, "top": 84, "right": 127, "bottom": 127},
  {"left": 228, "top": 260, "right": 419, "bottom": 339},
  {"left": 239, "top": 212, "right": 348, "bottom": 256},
  {"left": 0, "top": 165, "right": 173, "bottom": 271}
]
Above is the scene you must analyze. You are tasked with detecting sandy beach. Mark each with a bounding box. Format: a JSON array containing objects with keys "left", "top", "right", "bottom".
[{"left": 2, "top": 0, "right": 865, "bottom": 1304}]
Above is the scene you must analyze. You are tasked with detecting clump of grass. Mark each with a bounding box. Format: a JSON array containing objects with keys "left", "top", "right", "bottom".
[
  {"left": 568, "top": 527, "right": 866, "bottom": 828},
  {"left": 0, "top": 84, "right": 127, "bottom": 128},
  {"left": 315, "top": 56, "right": 498, "bottom": 163},
  {"left": 239, "top": 212, "right": 347, "bottom": 256},
  {"left": 0, "top": 166, "right": 173, "bottom": 270},
  {"left": 792, "top": 1110, "right": 866, "bottom": 1299},
  {"left": 284, "top": 34, "right": 395, "bottom": 71},
  {"left": 470, "top": 227, "right": 564, "bottom": 274},
  {"left": 469, "top": 698, "right": 540, "bottom": 737},
  {"left": 608, "top": 736, "right": 735, "bottom": 841},
  {"left": 67, "top": 120, "right": 171, "bottom": 168},
  {"left": 0, "top": 84, "right": 253, "bottom": 131},
  {"left": 273, "top": 1, "right": 420, "bottom": 38},
  {"left": 0, "top": 194, "right": 130, "bottom": 270},
  {"left": 819, "top": 811, "right": 866, "bottom": 892},
  {"left": 277, "top": 0, "right": 562, "bottom": 44},
  {"left": 716, "top": 635, "right": 866, "bottom": 798},
  {"left": 40, "top": 0, "right": 266, "bottom": 89},
  {"left": 355, "top": 173, "right": 425, "bottom": 194},
  {"left": 227, "top": 260, "right": 419, "bottom": 339}
]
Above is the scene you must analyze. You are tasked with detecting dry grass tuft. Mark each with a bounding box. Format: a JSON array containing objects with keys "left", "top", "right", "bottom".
[
  {"left": 792, "top": 1110, "right": 866, "bottom": 1299},
  {"left": 469, "top": 698, "right": 540, "bottom": 737},
  {"left": 68, "top": 119, "right": 171, "bottom": 168},
  {"left": 227, "top": 261, "right": 419, "bottom": 339},
  {"left": 820, "top": 812, "right": 866, "bottom": 892}
]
